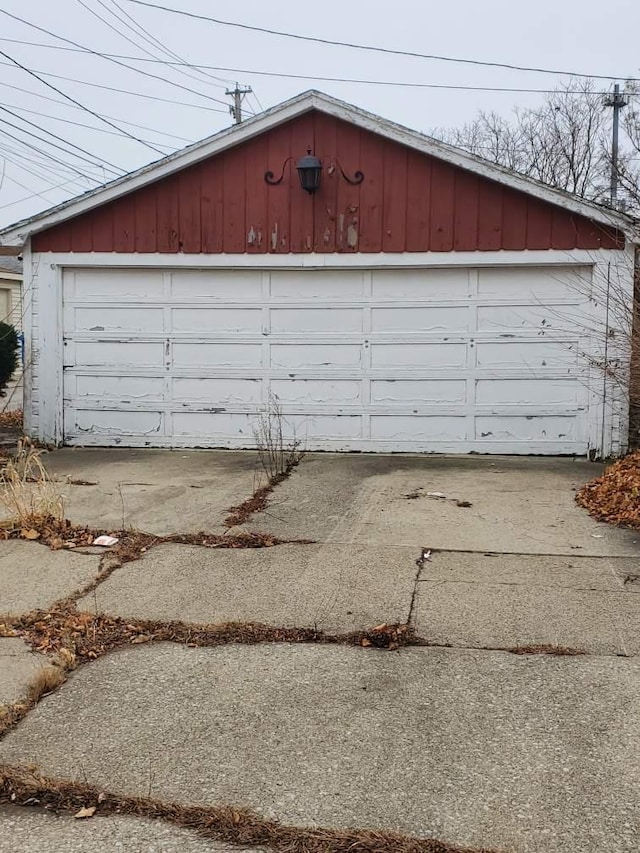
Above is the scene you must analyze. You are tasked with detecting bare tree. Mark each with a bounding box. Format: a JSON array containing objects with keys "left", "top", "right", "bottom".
[{"left": 438, "top": 80, "right": 640, "bottom": 212}]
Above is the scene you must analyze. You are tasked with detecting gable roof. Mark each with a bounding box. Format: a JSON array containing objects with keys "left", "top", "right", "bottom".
[{"left": 0, "top": 90, "right": 636, "bottom": 246}]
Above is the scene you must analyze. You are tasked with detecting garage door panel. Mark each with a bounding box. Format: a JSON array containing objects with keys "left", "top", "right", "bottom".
[
  {"left": 372, "top": 269, "right": 470, "bottom": 299},
  {"left": 372, "top": 306, "right": 468, "bottom": 333},
  {"left": 371, "top": 380, "right": 467, "bottom": 404},
  {"left": 371, "top": 416, "right": 467, "bottom": 441},
  {"left": 172, "top": 308, "right": 262, "bottom": 333},
  {"left": 476, "top": 379, "right": 577, "bottom": 406},
  {"left": 475, "top": 416, "right": 576, "bottom": 441},
  {"left": 281, "top": 415, "right": 362, "bottom": 439},
  {"left": 71, "top": 375, "right": 165, "bottom": 401},
  {"left": 71, "top": 341, "right": 165, "bottom": 368},
  {"left": 271, "top": 379, "right": 361, "bottom": 404},
  {"left": 173, "top": 412, "right": 253, "bottom": 437},
  {"left": 477, "top": 304, "right": 578, "bottom": 331},
  {"left": 67, "top": 409, "right": 163, "bottom": 436},
  {"left": 371, "top": 343, "right": 467, "bottom": 368},
  {"left": 173, "top": 343, "right": 262, "bottom": 368},
  {"left": 271, "top": 344, "right": 362, "bottom": 369},
  {"left": 270, "top": 270, "right": 364, "bottom": 298},
  {"left": 66, "top": 269, "right": 164, "bottom": 299},
  {"left": 478, "top": 266, "right": 591, "bottom": 299},
  {"left": 172, "top": 378, "right": 262, "bottom": 404},
  {"left": 71, "top": 307, "right": 164, "bottom": 332},
  {"left": 270, "top": 308, "right": 362, "bottom": 333},
  {"left": 475, "top": 341, "right": 576, "bottom": 369},
  {"left": 171, "top": 270, "right": 262, "bottom": 299}
]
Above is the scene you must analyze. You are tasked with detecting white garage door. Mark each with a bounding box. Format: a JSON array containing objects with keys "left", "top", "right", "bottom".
[{"left": 62, "top": 265, "right": 595, "bottom": 453}]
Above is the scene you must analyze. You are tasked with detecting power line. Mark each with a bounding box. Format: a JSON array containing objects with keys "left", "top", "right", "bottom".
[
  {"left": 0, "top": 175, "right": 88, "bottom": 211},
  {"left": 76, "top": 0, "right": 233, "bottom": 98},
  {"left": 0, "top": 37, "right": 619, "bottom": 96},
  {"left": 124, "top": 0, "right": 640, "bottom": 82},
  {"left": 0, "top": 139, "right": 97, "bottom": 186},
  {"left": 0, "top": 10, "right": 237, "bottom": 113},
  {"left": 0, "top": 64, "right": 231, "bottom": 116},
  {"left": 0, "top": 98, "right": 184, "bottom": 148},
  {"left": 0, "top": 46, "right": 165, "bottom": 154},
  {"left": 95, "top": 0, "right": 235, "bottom": 89},
  {"left": 0, "top": 125, "right": 98, "bottom": 182},
  {"left": 0, "top": 103, "right": 123, "bottom": 175}
]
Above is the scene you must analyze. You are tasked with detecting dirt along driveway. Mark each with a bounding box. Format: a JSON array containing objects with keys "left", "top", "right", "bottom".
[{"left": 1, "top": 449, "right": 639, "bottom": 853}]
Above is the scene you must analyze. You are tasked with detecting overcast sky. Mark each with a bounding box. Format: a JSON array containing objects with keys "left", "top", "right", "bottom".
[{"left": 0, "top": 0, "right": 638, "bottom": 228}]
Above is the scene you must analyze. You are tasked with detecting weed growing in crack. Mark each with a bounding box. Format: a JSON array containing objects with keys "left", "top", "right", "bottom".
[
  {"left": 0, "top": 656, "right": 70, "bottom": 739},
  {"left": 254, "top": 392, "right": 304, "bottom": 482},
  {"left": 0, "top": 438, "right": 64, "bottom": 528}
]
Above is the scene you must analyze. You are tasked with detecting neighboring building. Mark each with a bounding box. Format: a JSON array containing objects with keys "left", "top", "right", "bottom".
[
  {"left": 0, "top": 256, "right": 23, "bottom": 412},
  {"left": 0, "top": 91, "right": 637, "bottom": 456}
]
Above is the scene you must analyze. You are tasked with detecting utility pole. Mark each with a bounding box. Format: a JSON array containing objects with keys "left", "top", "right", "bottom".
[
  {"left": 225, "top": 83, "right": 252, "bottom": 125},
  {"left": 604, "top": 83, "right": 629, "bottom": 208}
]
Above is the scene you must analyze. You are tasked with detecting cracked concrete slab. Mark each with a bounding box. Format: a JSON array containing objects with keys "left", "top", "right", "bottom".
[
  {"left": 242, "top": 454, "right": 640, "bottom": 556},
  {"left": 1, "top": 643, "right": 638, "bottom": 853},
  {"left": 414, "top": 581, "right": 639, "bottom": 655},
  {"left": 414, "top": 552, "right": 640, "bottom": 655},
  {"left": 77, "top": 543, "right": 418, "bottom": 632},
  {"left": 0, "top": 806, "right": 265, "bottom": 852},
  {"left": 43, "top": 448, "right": 263, "bottom": 535},
  {"left": 421, "top": 550, "right": 633, "bottom": 590},
  {"left": 0, "top": 540, "right": 100, "bottom": 615},
  {"left": 0, "top": 638, "right": 49, "bottom": 706}
]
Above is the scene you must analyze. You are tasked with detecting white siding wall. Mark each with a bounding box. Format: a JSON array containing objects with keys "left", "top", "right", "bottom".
[{"left": 0, "top": 272, "right": 23, "bottom": 412}]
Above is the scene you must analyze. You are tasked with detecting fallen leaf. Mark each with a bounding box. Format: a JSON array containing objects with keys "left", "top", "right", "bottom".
[
  {"left": 74, "top": 806, "right": 96, "bottom": 819},
  {"left": 21, "top": 528, "right": 40, "bottom": 540},
  {"left": 372, "top": 623, "right": 388, "bottom": 632},
  {"left": 360, "top": 638, "right": 372, "bottom": 647},
  {"left": 97, "top": 792, "right": 106, "bottom": 804},
  {"left": 130, "top": 634, "right": 152, "bottom": 644}
]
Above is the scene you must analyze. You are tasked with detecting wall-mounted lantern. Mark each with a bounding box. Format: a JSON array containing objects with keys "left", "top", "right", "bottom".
[
  {"left": 265, "top": 150, "right": 364, "bottom": 195},
  {"left": 296, "top": 150, "right": 323, "bottom": 194}
]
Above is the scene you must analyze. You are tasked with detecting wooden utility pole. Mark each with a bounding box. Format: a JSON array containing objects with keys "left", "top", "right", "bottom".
[
  {"left": 605, "top": 83, "right": 629, "bottom": 208},
  {"left": 225, "top": 83, "right": 252, "bottom": 124}
]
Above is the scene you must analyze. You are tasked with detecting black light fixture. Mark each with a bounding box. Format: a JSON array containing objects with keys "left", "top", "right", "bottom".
[
  {"left": 296, "top": 149, "right": 323, "bottom": 194},
  {"left": 265, "top": 151, "right": 363, "bottom": 194}
]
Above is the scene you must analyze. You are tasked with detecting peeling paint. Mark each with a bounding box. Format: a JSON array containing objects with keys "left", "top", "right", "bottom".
[
  {"left": 346, "top": 222, "right": 358, "bottom": 248},
  {"left": 247, "top": 226, "right": 257, "bottom": 246},
  {"left": 271, "top": 222, "right": 278, "bottom": 251}
]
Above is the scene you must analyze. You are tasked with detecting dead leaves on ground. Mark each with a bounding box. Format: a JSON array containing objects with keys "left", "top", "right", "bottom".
[
  {"left": 7, "top": 608, "right": 415, "bottom": 666},
  {"left": 576, "top": 450, "right": 640, "bottom": 528},
  {"left": 0, "top": 514, "right": 300, "bottom": 571}
]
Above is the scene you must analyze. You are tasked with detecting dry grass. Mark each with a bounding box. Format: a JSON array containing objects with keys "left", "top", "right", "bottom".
[
  {"left": 0, "top": 765, "right": 494, "bottom": 853},
  {"left": 0, "top": 439, "right": 64, "bottom": 526},
  {"left": 0, "top": 659, "right": 70, "bottom": 739}
]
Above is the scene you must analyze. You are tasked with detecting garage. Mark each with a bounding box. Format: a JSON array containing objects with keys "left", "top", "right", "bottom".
[
  {"left": 0, "top": 91, "right": 635, "bottom": 456},
  {"left": 63, "top": 263, "right": 594, "bottom": 453}
]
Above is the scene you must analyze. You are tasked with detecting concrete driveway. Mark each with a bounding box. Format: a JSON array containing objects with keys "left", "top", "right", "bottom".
[{"left": 1, "top": 450, "right": 639, "bottom": 852}]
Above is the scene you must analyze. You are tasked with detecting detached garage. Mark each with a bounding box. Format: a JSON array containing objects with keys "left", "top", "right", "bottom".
[{"left": 0, "top": 91, "right": 636, "bottom": 456}]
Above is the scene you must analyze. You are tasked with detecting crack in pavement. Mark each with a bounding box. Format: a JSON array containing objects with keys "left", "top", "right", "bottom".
[{"left": 0, "top": 764, "right": 495, "bottom": 853}]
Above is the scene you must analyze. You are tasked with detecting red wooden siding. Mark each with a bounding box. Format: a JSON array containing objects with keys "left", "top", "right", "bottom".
[{"left": 32, "top": 111, "right": 624, "bottom": 253}]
